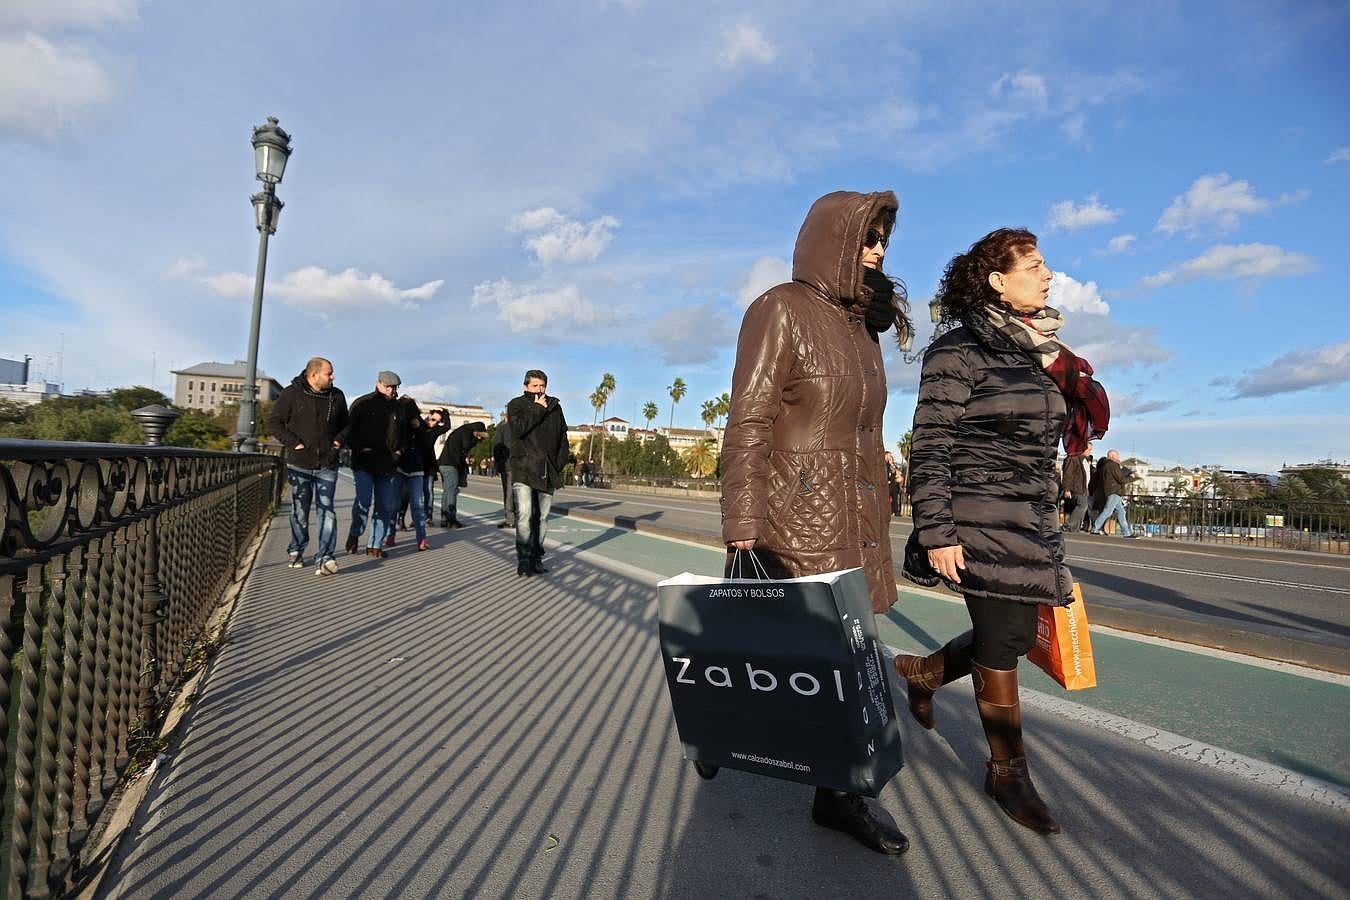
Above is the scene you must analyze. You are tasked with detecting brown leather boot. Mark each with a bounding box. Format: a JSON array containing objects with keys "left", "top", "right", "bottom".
[
  {"left": 893, "top": 631, "right": 974, "bottom": 729},
  {"left": 973, "top": 663, "right": 1061, "bottom": 834}
]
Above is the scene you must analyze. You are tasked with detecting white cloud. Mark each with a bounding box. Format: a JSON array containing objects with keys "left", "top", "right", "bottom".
[
  {"left": 0, "top": 0, "right": 140, "bottom": 31},
  {"left": 991, "top": 71, "right": 1048, "bottom": 109},
  {"left": 1324, "top": 147, "right": 1350, "bottom": 165},
  {"left": 1231, "top": 340, "right": 1350, "bottom": 398},
  {"left": 647, "top": 302, "right": 735, "bottom": 365},
  {"left": 718, "top": 23, "right": 776, "bottom": 67},
  {"left": 1180, "top": 243, "right": 1317, "bottom": 281},
  {"left": 1154, "top": 173, "right": 1290, "bottom": 236},
  {"left": 1059, "top": 112, "right": 1087, "bottom": 144},
  {"left": 470, "top": 278, "right": 613, "bottom": 333},
  {"left": 507, "top": 207, "right": 619, "bottom": 265},
  {"left": 400, "top": 381, "right": 463, "bottom": 403},
  {"left": 1048, "top": 271, "right": 1110, "bottom": 315},
  {"left": 200, "top": 271, "right": 254, "bottom": 298},
  {"left": 1139, "top": 243, "right": 1318, "bottom": 289},
  {"left": 1047, "top": 195, "right": 1121, "bottom": 232},
  {"left": 1103, "top": 234, "right": 1137, "bottom": 255},
  {"left": 161, "top": 255, "right": 207, "bottom": 280},
  {"left": 0, "top": 33, "right": 112, "bottom": 138},
  {"left": 736, "top": 256, "right": 790, "bottom": 308},
  {"left": 200, "top": 266, "right": 444, "bottom": 310}
]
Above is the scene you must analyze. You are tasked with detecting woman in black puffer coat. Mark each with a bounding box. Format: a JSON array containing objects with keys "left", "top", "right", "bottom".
[{"left": 897, "top": 227, "right": 1107, "bottom": 836}]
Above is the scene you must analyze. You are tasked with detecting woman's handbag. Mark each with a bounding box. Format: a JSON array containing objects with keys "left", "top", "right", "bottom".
[
  {"left": 1027, "top": 583, "right": 1098, "bottom": 690},
  {"left": 657, "top": 557, "right": 903, "bottom": 797}
]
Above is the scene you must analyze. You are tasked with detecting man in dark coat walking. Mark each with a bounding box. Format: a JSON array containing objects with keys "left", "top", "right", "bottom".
[
  {"left": 339, "top": 370, "right": 409, "bottom": 558},
  {"left": 506, "top": 369, "right": 569, "bottom": 577},
  {"left": 268, "top": 357, "right": 348, "bottom": 574},
  {"left": 1090, "top": 449, "right": 1139, "bottom": 537}
]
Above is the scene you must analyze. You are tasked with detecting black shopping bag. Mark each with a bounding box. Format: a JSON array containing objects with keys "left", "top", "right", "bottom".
[{"left": 657, "top": 567, "right": 902, "bottom": 797}]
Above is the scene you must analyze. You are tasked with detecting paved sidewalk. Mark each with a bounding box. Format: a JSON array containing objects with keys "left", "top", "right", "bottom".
[{"left": 96, "top": 489, "right": 1349, "bottom": 899}]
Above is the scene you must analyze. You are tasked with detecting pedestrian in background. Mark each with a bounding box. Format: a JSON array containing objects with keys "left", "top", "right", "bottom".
[
  {"left": 268, "top": 357, "right": 348, "bottom": 575},
  {"left": 721, "top": 190, "right": 914, "bottom": 855},
  {"left": 1061, "top": 443, "right": 1093, "bottom": 532},
  {"left": 437, "top": 419, "right": 487, "bottom": 527},
  {"left": 395, "top": 395, "right": 433, "bottom": 551},
  {"left": 340, "top": 370, "right": 407, "bottom": 559},
  {"left": 493, "top": 414, "right": 515, "bottom": 529},
  {"left": 899, "top": 227, "right": 1108, "bottom": 836},
  {"left": 1090, "top": 449, "right": 1139, "bottom": 538},
  {"left": 885, "top": 451, "right": 903, "bottom": 516},
  {"left": 507, "top": 370, "right": 569, "bottom": 577}
]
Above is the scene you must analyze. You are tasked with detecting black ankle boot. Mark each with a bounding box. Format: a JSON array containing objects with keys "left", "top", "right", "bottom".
[
  {"left": 530, "top": 559, "right": 548, "bottom": 574},
  {"left": 517, "top": 561, "right": 532, "bottom": 578},
  {"left": 811, "top": 789, "right": 908, "bottom": 855}
]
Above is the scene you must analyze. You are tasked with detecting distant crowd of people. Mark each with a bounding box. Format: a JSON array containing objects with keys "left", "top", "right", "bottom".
[{"left": 268, "top": 361, "right": 568, "bottom": 578}]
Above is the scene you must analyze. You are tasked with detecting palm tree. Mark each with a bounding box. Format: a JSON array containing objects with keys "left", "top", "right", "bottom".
[
  {"left": 588, "top": 389, "right": 605, "bottom": 461},
  {"left": 896, "top": 430, "right": 913, "bottom": 479},
  {"left": 700, "top": 399, "right": 717, "bottom": 430},
  {"left": 683, "top": 439, "right": 718, "bottom": 478},
  {"left": 596, "top": 373, "right": 617, "bottom": 475},
  {"left": 667, "top": 377, "right": 687, "bottom": 429},
  {"left": 642, "top": 401, "right": 659, "bottom": 433},
  {"left": 714, "top": 392, "right": 731, "bottom": 428}
]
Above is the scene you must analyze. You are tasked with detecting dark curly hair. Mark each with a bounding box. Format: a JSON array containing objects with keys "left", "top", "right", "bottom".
[{"left": 931, "top": 227, "right": 1039, "bottom": 331}]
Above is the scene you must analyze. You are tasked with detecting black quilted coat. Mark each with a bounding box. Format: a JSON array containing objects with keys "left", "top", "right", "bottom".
[
  {"left": 721, "top": 191, "right": 899, "bottom": 613},
  {"left": 908, "top": 314, "right": 1074, "bottom": 606}
]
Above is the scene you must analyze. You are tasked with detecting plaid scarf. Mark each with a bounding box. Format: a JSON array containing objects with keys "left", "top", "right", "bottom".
[{"left": 982, "top": 304, "right": 1110, "bottom": 455}]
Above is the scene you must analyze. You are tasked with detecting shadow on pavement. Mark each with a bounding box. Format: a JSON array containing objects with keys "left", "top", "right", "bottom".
[{"left": 96, "top": 499, "right": 1350, "bottom": 899}]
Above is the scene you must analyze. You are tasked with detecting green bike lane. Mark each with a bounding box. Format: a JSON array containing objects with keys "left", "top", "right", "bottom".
[{"left": 457, "top": 493, "right": 1350, "bottom": 795}]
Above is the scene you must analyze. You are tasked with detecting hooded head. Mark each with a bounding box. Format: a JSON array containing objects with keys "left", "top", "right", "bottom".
[{"left": 791, "top": 190, "right": 899, "bottom": 307}]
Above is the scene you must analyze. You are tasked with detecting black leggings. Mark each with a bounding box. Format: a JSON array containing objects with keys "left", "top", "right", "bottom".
[{"left": 964, "top": 595, "right": 1039, "bottom": 670}]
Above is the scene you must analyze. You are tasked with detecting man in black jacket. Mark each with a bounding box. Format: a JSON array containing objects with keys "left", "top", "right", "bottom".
[
  {"left": 507, "top": 369, "right": 569, "bottom": 577},
  {"left": 1060, "top": 443, "right": 1093, "bottom": 532},
  {"left": 436, "top": 419, "right": 488, "bottom": 527},
  {"left": 339, "top": 370, "right": 409, "bottom": 558},
  {"left": 1090, "top": 449, "right": 1139, "bottom": 538},
  {"left": 268, "top": 357, "right": 349, "bottom": 574}
]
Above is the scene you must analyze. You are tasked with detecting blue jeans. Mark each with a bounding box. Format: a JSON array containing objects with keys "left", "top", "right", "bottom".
[
  {"left": 439, "top": 465, "right": 461, "bottom": 521},
  {"left": 404, "top": 473, "right": 428, "bottom": 542},
  {"left": 1091, "top": 494, "right": 1133, "bottom": 537},
  {"left": 513, "top": 483, "right": 553, "bottom": 562},
  {"left": 287, "top": 466, "right": 338, "bottom": 562},
  {"left": 350, "top": 470, "right": 403, "bottom": 547}
]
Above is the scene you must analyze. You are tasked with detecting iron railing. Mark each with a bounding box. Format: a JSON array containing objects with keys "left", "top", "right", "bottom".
[
  {"left": 0, "top": 440, "right": 283, "bottom": 898},
  {"left": 1112, "top": 493, "right": 1349, "bottom": 554}
]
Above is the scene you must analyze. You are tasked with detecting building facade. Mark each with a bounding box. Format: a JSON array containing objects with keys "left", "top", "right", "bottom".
[{"left": 171, "top": 361, "right": 283, "bottom": 413}]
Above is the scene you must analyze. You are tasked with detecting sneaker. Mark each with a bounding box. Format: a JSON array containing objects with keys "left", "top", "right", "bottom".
[
  {"left": 417, "top": 539, "right": 430, "bottom": 551},
  {"left": 287, "top": 553, "right": 303, "bottom": 568},
  {"left": 316, "top": 558, "right": 338, "bottom": 576}
]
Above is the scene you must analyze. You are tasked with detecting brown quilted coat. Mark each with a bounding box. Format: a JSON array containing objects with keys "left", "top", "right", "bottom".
[{"left": 721, "top": 191, "right": 899, "bottom": 613}]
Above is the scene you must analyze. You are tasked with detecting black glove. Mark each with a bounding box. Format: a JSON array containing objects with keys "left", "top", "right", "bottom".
[{"left": 862, "top": 267, "right": 896, "bottom": 333}]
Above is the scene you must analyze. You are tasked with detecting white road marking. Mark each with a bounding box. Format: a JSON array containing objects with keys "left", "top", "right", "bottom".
[{"left": 1073, "top": 555, "right": 1350, "bottom": 595}]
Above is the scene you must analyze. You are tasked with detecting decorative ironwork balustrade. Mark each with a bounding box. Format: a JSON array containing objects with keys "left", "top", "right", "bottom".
[{"left": 0, "top": 440, "right": 282, "bottom": 898}]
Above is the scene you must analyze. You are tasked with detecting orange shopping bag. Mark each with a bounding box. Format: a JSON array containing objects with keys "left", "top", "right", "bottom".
[{"left": 1027, "top": 583, "right": 1097, "bottom": 690}]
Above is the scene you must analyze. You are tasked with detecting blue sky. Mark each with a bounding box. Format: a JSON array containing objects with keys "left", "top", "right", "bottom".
[{"left": 1, "top": 0, "right": 1347, "bottom": 473}]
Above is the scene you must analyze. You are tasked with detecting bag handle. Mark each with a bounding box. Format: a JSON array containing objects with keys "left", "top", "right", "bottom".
[{"left": 730, "top": 548, "right": 773, "bottom": 581}]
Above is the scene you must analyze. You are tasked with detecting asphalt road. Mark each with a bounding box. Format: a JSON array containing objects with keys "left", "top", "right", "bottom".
[{"left": 462, "top": 482, "right": 1350, "bottom": 672}]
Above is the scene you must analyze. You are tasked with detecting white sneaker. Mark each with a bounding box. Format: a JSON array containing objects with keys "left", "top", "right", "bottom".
[
  {"left": 316, "top": 558, "right": 339, "bottom": 576},
  {"left": 288, "top": 553, "right": 304, "bottom": 568}
]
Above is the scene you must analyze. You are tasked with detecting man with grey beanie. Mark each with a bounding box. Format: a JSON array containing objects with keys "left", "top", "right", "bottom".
[{"left": 339, "top": 370, "right": 410, "bottom": 558}]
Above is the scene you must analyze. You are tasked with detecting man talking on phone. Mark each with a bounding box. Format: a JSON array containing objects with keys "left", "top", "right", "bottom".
[{"left": 506, "top": 369, "right": 570, "bottom": 577}]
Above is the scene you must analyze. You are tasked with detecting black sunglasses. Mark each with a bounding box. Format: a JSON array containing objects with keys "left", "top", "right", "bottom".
[{"left": 864, "top": 227, "right": 890, "bottom": 250}]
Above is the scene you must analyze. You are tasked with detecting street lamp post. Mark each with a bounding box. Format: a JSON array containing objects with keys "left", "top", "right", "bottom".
[{"left": 234, "top": 116, "right": 292, "bottom": 452}]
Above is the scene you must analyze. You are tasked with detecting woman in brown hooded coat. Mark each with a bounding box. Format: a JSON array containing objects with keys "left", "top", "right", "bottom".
[{"left": 720, "top": 190, "right": 913, "bottom": 855}]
